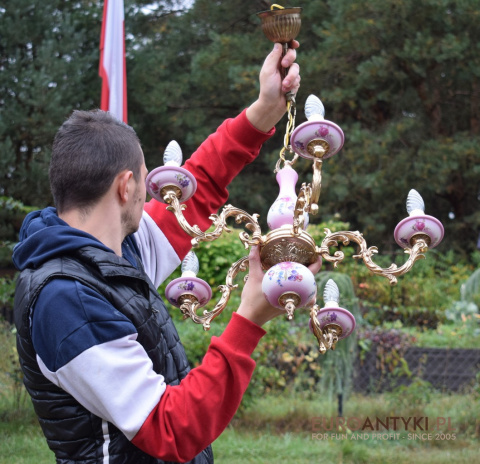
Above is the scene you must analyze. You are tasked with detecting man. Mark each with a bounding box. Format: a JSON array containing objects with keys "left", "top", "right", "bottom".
[{"left": 13, "top": 42, "right": 320, "bottom": 463}]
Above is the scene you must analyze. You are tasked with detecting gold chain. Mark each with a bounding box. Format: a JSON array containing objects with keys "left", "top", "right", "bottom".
[{"left": 275, "top": 97, "right": 298, "bottom": 172}]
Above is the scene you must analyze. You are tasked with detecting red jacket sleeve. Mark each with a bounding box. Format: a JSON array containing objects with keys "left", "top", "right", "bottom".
[
  {"left": 144, "top": 109, "right": 275, "bottom": 260},
  {"left": 131, "top": 313, "right": 266, "bottom": 462}
]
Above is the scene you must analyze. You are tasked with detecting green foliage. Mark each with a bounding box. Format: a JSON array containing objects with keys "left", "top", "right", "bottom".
[
  {"left": 357, "top": 325, "right": 415, "bottom": 378},
  {"left": 403, "top": 319, "right": 480, "bottom": 349},
  {"left": 461, "top": 267, "right": 480, "bottom": 308},
  {"left": 0, "top": 320, "right": 26, "bottom": 412},
  {"left": 313, "top": 271, "right": 361, "bottom": 401},
  {"left": 159, "top": 222, "right": 480, "bottom": 411},
  {"left": 1, "top": 0, "right": 479, "bottom": 256},
  {"left": 0, "top": 197, "right": 37, "bottom": 266},
  {"left": 445, "top": 300, "right": 479, "bottom": 324},
  {"left": 2, "top": 389, "right": 480, "bottom": 464},
  {"left": 0, "top": 276, "right": 16, "bottom": 310},
  {"left": 387, "top": 378, "right": 434, "bottom": 417},
  {"left": 0, "top": 1, "right": 104, "bottom": 205},
  {"left": 298, "top": 0, "right": 480, "bottom": 255},
  {"left": 347, "top": 250, "right": 475, "bottom": 328}
]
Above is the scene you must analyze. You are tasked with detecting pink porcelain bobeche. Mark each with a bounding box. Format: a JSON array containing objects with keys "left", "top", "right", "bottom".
[
  {"left": 290, "top": 119, "right": 345, "bottom": 160},
  {"left": 309, "top": 306, "right": 356, "bottom": 340},
  {"left": 165, "top": 276, "right": 212, "bottom": 309},
  {"left": 262, "top": 261, "right": 317, "bottom": 310},
  {"left": 394, "top": 215, "right": 444, "bottom": 249},
  {"left": 146, "top": 166, "right": 197, "bottom": 204}
]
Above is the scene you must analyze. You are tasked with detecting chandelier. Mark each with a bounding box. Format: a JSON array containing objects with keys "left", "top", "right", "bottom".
[{"left": 145, "top": 6, "right": 444, "bottom": 354}]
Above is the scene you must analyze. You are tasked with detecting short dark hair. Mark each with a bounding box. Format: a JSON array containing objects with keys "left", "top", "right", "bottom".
[{"left": 49, "top": 110, "right": 143, "bottom": 213}]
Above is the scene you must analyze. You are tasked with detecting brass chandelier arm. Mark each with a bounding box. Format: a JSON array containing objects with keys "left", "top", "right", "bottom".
[
  {"left": 165, "top": 192, "right": 264, "bottom": 248},
  {"left": 292, "top": 159, "right": 323, "bottom": 235},
  {"left": 317, "top": 229, "right": 428, "bottom": 285},
  {"left": 309, "top": 305, "right": 328, "bottom": 354},
  {"left": 310, "top": 159, "right": 323, "bottom": 210},
  {"left": 181, "top": 256, "right": 250, "bottom": 331},
  {"left": 292, "top": 183, "right": 311, "bottom": 235}
]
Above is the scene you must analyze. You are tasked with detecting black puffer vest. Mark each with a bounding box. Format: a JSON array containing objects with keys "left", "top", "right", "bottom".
[{"left": 14, "top": 245, "right": 213, "bottom": 464}]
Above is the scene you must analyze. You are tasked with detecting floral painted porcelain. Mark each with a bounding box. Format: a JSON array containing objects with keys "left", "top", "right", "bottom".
[
  {"left": 309, "top": 279, "right": 356, "bottom": 340},
  {"left": 267, "top": 165, "right": 309, "bottom": 230},
  {"left": 394, "top": 215, "right": 444, "bottom": 249},
  {"left": 267, "top": 165, "right": 298, "bottom": 230},
  {"left": 310, "top": 307, "right": 356, "bottom": 340},
  {"left": 262, "top": 261, "right": 317, "bottom": 311},
  {"left": 146, "top": 165, "right": 197, "bottom": 204},
  {"left": 290, "top": 120, "right": 345, "bottom": 160},
  {"left": 290, "top": 94, "right": 345, "bottom": 160},
  {"left": 165, "top": 276, "right": 212, "bottom": 309},
  {"left": 394, "top": 189, "right": 444, "bottom": 249},
  {"left": 165, "top": 251, "right": 212, "bottom": 308},
  {"left": 146, "top": 140, "right": 197, "bottom": 203}
]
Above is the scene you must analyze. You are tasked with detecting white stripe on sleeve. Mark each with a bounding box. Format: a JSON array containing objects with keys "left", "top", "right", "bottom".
[
  {"left": 37, "top": 333, "right": 167, "bottom": 440},
  {"left": 134, "top": 211, "right": 181, "bottom": 288}
]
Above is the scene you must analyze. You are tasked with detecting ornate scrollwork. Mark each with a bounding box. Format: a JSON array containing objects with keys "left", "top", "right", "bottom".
[
  {"left": 317, "top": 229, "right": 428, "bottom": 285},
  {"left": 165, "top": 193, "right": 263, "bottom": 248},
  {"left": 309, "top": 305, "right": 341, "bottom": 354},
  {"left": 292, "top": 183, "right": 311, "bottom": 235},
  {"left": 292, "top": 158, "right": 323, "bottom": 235},
  {"left": 178, "top": 256, "right": 250, "bottom": 330}
]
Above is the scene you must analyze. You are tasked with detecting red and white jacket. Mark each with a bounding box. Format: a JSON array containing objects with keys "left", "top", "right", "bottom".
[{"left": 24, "top": 110, "right": 274, "bottom": 462}]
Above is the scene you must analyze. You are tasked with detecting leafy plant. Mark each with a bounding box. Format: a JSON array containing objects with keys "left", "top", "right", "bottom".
[
  {"left": 387, "top": 377, "right": 434, "bottom": 417},
  {"left": 0, "top": 276, "right": 16, "bottom": 308},
  {"left": 445, "top": 300, "right": 479, "bottom": 324},
  {"left": 405, "top": 320, "right": 480, "bottom": 349},
  {"left": 313, "top": 271, "right": 362, "bottom": 408},
  {"left": 357, "top": 326, "right": 415, "bottom": 377},
  {"left": 351, "top": 250, "right": 475, "bottom": 328},
  {"left": 0, "top": 320, "right": 27, "bottom": 411},
  {"left": 460, "top": 267, "right": 480, "bottom": 308}
]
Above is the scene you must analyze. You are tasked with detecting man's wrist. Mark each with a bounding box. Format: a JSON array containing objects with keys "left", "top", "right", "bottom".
[
  {"left": 246, "top": 99, "right": 286, "bottom": 133},
  {"left": 236, "top": 302, "right": 272, "bottom": 328},
  {"left": 221, "top": 312, "right": 266, "bottom": 355}
]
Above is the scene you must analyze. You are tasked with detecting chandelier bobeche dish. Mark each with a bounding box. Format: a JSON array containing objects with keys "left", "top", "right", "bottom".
[{"left": 146, "top": 5, "right": 444, "bottom": 355}]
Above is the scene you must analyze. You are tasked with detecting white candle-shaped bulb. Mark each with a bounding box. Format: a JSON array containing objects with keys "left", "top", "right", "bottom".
[
  {"left": 304, "top": 94, "right": 325, "bottom": 121},
  {"left": 181, "top": 251, "right": 199, "bottom": 278},
  {"left": 406, "top": 189, "right": 425, "bottom": 217},
  {"left": 323, "top": 279, "right": 340, "bottom": 308},
  {"left": 163, "top": 140, "right": 183, "bottom": 167}
]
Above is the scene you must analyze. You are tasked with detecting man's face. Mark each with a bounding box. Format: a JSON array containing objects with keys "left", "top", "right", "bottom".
[{"left": 122, "top": 158, "right": 148, "bottom": 237}]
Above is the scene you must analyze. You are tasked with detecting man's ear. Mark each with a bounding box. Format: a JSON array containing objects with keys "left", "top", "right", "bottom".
[{"left": 117, "top": 170, "right": 134, "bottom": 204}]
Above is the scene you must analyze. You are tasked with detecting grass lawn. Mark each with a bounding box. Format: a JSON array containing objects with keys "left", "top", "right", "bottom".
[
  {"left": 211, "top": 390, "right": 480, "bottom": 464},
  {"left": 214, "top": 428, "right": 479, "bottom": 464},
  {"left": 1, "top": 390, "right": 478, "bottom": 464},
  {"left": 0, "top": 410, "right": 54, "bottom": 464}
]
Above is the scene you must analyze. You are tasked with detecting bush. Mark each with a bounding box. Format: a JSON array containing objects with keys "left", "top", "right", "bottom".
[
  {"left": 0, "top": 320, "right": 27, "bottom": 412},
  {"left": 387, "top": 378, "right": 435, "bottom": 417},
  {"left": 350, "top": 250, "right": 475, "bottom": 328},
  {"left": 0, "top": 276, "right": 16, "bottom": 324},
  {"left": 160, "top": 223, "right": 480, "bottom": 408},
  {"left": 0, "top": 197, "right": 37, "bottom": 267},
  {"left": 445, "top": 300, "right": 479, "bottom": 324},
  {"left": 305, "top": 225, "right": 476, "bottom": 329},
  {"left": 357, "top": 326, "right": 416, "bottom": 376},
  {"left": 459, "top": 266, "right": 480, "bottom": 308}
]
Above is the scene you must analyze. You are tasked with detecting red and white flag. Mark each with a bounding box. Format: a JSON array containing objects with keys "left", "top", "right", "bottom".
[{"left": 99, "top": 0, "right": 127, "bottom": 123}]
